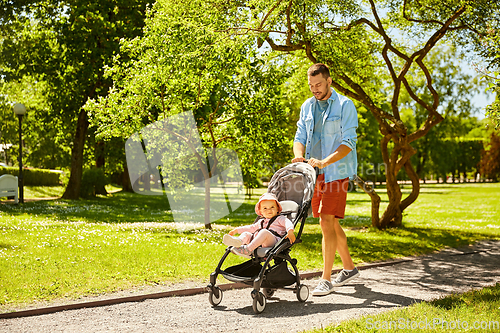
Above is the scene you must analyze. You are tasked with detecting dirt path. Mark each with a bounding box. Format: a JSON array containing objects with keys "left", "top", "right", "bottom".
[{"left": 1, "top": 240, "right": 499, "bottom": 333}]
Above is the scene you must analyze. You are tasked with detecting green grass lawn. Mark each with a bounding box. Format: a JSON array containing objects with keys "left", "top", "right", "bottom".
[
  {"left": 0, "top": 182, "right": 499, "bottom": 311},
  {"left": 306, "top": 283, "right": 500, "bottom": 333}
]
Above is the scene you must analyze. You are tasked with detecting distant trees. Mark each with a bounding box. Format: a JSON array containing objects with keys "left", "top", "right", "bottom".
[
  {"left": 86, "top": 0, "right": 293, "bottom": 227},
  {"left": 0, "top": 0, "right": 154, "bottom": 198}
]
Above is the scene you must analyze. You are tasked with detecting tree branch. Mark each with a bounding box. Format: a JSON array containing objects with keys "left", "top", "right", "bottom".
[
  {"left": 265, "top": 36, "right": 304, "bottom": 52},
  {"left": 258, "top": 0, "right": 285, "bottom": 31},
  {"left": 353, "top": 175, "right": 381, "bottom": 228},
  {"left": 400, "top": 160, "right": 420, "bottom": 211}
]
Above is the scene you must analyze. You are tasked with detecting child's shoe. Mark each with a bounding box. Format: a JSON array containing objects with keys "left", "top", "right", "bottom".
[
  {"left": 231, "top": 245, "right": 252, "bottom": 258},
  {"left": 223, "top": 234, "right": 243, "bottom": 247}
]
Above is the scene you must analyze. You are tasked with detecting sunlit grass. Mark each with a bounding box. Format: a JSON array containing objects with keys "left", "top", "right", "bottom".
[
  {"left": 0, "top": 182, "right": 499, "bottom": 310},
  {"left": 305, "top": 283, "right": 500, "bottom": 333}
]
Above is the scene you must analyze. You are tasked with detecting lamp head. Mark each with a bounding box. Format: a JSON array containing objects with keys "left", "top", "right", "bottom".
[{"left": 13, "top": 103, "right": 27, "bottom": 116}]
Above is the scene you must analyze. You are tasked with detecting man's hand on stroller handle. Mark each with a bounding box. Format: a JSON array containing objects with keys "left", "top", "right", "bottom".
[
  {"left": 305, "top": 158, "right": 327, "bottom": 169},
  {"left": 292, "top": 156, "right": 326, "bottom": 169}
]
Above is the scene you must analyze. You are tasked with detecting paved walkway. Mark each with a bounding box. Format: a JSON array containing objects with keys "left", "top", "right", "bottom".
[{"left": 1, "top": 240, "right": 499, "bottom": 333}]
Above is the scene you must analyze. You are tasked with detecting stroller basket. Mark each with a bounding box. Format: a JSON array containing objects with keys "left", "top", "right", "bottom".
[
  {"left": 221, "top": 259, "right": 296, "bottom": 288},
  {"left": 221, "top": 260, "right": 262, "bottom": 284}
]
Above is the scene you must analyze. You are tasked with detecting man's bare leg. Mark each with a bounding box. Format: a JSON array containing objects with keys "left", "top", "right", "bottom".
[{"left": 320, "top": 213, "right": 355, "bottom": 281}]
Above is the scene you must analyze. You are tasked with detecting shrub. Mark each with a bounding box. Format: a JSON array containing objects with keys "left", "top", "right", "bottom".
[
  {"left": 80, "top": 168, "right": 110, "bottom": 198},
  {"left": 0, "top": 166, "right": 62, "bottom": 186}
]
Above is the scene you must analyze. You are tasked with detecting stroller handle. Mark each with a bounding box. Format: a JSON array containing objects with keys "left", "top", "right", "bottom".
[{"left": 301, "top": 159, "right": 320, "bottom": 177}]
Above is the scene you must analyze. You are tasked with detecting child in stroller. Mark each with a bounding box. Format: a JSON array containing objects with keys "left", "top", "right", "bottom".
[
  {"left": 223, "top": 193, "right": 295, "bottom": 258},
  {"left": 208, "top": 162, "right": 317, "bottom": 314}
]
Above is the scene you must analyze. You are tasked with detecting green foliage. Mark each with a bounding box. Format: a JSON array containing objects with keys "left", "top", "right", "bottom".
[
  {"left": 428, "top": 138, "right": 484, "bottom": 182},
  {"left": 0, "top": 166, "right": 61, "bottom": 186},
  {"left": 86, "top": 0, "right": 295, "bottom": 209},
  {"left": 485, "top": 96, "right": 500, "bottom": 129},
  {"left": 79, "top": 167, "right": 110, "bottom": 198},
  {"left": 483, "top": 70, "right": 500, "bottom": 129},
  {"left": 0, "top": 0, "right": 155, "bottom": 198},
  {"left": 0, "top": 77, "right": 70, "bottom": 169},
  {"left": 473, "top": 17, "right": 500, "bottom": 129}
]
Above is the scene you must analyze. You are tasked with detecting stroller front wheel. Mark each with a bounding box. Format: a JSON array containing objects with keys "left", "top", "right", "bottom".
[
  {"left": 297, "top": 284, "right": 309, "bottom": 302},
  {"left": 252, "top": 292, "right": 266, "bottom": 314},
  {"left": 208, "top": 286, "right": 223, "bottom": 306}
]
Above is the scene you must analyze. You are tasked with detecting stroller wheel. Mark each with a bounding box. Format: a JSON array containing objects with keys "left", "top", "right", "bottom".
[
  {"left": 252, "top": 292, "right": 266, "bottom": 314},
  {"left": 208, "top": 286, "right": 223, "bottom": 306},
  {"left": 297, "top": 284, "right": 309, "bottom": 302},
  {"left": 262, "top": 288, "right": 275, "bottom": 298}
]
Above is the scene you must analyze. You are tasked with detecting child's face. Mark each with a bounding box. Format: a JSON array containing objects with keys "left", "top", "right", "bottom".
[{"left": 260, "top": 200, "right": 279, "bottom": 219}]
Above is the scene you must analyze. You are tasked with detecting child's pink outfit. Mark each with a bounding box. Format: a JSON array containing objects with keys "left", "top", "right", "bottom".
[{"left": 234, "top": 215, "right": 294, "bottom": 252}]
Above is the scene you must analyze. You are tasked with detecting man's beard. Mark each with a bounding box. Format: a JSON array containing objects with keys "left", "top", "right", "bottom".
[{"left": 314, "top": 91, "right": 328, "bottom": 100}]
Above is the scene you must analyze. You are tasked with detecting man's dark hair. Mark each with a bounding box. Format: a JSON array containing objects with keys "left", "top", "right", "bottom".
[{"left": 307, "top": 63, "right": 330, "bottom": 79}]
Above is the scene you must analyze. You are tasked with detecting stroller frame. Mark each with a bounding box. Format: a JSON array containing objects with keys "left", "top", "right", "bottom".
[{"left": 207, "top": 162, "right": 317, "bottom": 314}]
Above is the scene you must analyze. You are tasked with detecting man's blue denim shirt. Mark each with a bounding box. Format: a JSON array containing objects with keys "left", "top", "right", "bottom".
[{"left": 294, "top": 88, "right": 358, "bottom": 183}]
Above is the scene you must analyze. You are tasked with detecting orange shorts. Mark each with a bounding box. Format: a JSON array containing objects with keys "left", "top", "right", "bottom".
[{"left": 311, "top": 174, "right": 349, "bottom": 219}]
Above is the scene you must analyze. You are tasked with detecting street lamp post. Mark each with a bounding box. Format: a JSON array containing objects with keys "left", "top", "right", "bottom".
[{"left": 13, "top": 103, "right": 26, "bottom": 204}]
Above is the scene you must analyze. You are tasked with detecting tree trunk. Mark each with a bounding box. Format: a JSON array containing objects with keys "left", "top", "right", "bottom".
[
  {"left": 381, "top": 159, "right": 404, "bottom": 228},
  {"left": 204, "top": 176, "right": 212, "bottom": 230},
  {"left": 122, "top": 165, "right": 133, "bottom": 192},
  {"left": 62, "top": 110, "right": 89, "bottom": 199},
  {"left": 143, "top": 171, "right": 151, "bottom": 191},
  {"left": 95, "top": 141, "right": 108, "bottom": 195},
  {"left": 361, "top": 135, "right": 421, "bottom": 229},
  {"left": 353, "top": 175, "right": 381, "bottom": 226}
]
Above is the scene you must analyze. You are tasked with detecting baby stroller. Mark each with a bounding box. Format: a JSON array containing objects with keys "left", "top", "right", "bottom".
[{"left": 207, "top": 162, "right": 317, "bottom": 314}]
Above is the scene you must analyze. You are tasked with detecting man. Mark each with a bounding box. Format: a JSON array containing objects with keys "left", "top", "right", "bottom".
[{"left": 292, "top": 63, "right": 359, "bottom": 296}]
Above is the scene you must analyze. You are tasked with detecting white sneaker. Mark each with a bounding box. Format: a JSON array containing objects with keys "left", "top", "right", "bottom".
[
  {"left": 312, "top": 279, "right": 335, "bottom": 296},
  {"left": 223, "top": 234, "right": 243, "bottom": 247}
]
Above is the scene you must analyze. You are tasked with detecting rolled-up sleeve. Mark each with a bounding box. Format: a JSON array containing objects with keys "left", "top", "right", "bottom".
[
  {"left": 341, "top": 100, "right": 358, "bottom": 150},
  {"left": 294, "top": 106, "right": 307, "bottom": 146}
]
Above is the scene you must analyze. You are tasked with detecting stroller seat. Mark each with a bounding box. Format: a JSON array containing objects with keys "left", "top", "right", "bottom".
[{"left": 254, "top": 200, "right": 299, "bottom": 258}]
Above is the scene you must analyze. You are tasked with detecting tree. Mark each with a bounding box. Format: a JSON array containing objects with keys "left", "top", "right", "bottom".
[
  {"left": 86, "top": 0, "right": 292, "bottom": 228},
  {"left": 0, "top": 0, "right": 154, "bottom": 198},
  {"left": 399, "top": 45, "right": 486, "bottom": 181},
  {"left": 479, "top": 132, "right": 500, "bottom": 181},
  {"left": 218, "top": 0, "right": 500, "bottom": 228},
  {"left": 469, "top": 10, "right": 500, "bottom": 129},
  {"left": 0, "top": 76, "right": 68, "bottom": 169}
]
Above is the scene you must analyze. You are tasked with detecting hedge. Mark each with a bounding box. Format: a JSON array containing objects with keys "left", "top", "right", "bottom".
[{"left": 0, "top": 166, "right": 62, "bottom": 186}]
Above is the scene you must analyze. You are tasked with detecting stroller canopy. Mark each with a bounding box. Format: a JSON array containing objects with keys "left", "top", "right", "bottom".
[{"left": 267, "top": 162, "right": 316, "bottom": 210}]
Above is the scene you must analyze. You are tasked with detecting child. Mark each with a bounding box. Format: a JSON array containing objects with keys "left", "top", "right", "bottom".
[{"left": 223, "top": 192, "right": 295, "bottom": 258}]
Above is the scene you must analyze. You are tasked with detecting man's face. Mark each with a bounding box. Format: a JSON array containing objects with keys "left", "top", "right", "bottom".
[{"left": 308, "top": 74, "right": 332, "bottom": 101}]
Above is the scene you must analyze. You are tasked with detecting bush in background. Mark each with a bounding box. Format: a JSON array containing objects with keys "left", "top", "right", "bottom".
[
  {"left": 80, "top": 168, "right": 110, "bottom": 198},
  {"left": 0, "top": 166, "right": 62, "bottom": 186}
]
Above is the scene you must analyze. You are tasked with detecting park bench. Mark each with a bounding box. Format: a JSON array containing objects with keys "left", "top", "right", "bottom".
[{"left": 0, "top": 174, "right": 18, "bottom": 204}]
